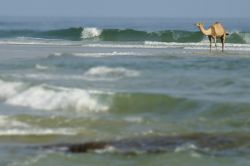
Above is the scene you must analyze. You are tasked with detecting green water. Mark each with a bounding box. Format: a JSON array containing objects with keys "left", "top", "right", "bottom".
[{"left": 1, "top": 17, "right": 250, "bottom": 165}]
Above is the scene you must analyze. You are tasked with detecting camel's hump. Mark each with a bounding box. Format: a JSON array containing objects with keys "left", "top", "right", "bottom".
[
  {"left": 212, "top": 22, "right": 223, "bottom": 27},
  {"left": 211, "top": 22, "right": 225, "bottom": 36}
]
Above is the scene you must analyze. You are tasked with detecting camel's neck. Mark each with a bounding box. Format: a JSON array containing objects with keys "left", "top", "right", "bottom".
[{"left": 198, "top": 26, "right": 211, "bottom": 36}]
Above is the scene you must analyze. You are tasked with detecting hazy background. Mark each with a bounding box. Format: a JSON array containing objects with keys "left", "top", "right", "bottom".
[{"left": 0, "top": 0, "right": 249, "bottom": 18}]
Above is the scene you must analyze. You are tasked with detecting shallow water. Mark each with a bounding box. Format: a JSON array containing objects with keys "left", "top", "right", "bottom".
[{"left": 1, "top": 17, "right": 250, "bottom": 165}]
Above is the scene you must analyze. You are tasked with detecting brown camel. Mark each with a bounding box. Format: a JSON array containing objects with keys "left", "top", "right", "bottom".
[{"left": 196, "top": 22, "right": 229, "bottom": 52}]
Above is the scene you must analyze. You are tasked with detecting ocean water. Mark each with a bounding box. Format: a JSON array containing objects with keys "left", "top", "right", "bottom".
[{"left": 1, "top": 17, "right": 250, "bottom": 166}]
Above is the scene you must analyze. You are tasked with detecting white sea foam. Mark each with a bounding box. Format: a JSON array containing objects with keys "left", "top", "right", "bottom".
[
  {"left": 0, "top": 128, "right": 77, "bottom": 136},
  {"left": 0, "top": 38, "right": 73, "bottom": 46},
  {"left": 6, "top": 84, "right": 109, "bottom": 112},
  {"left": 9, "top": 73, "right": 87, "bottom": 81},
  {"left": 0, "top": 79, "right": 110, "bottom": 112},
  {"left": 145, "top": 41, "right": 250, "bottom": 52},
  {"left": 35, "top": 64, "right": 49, "bottom": 70},
  {"left": 83, "top": 42, "right": 208, "bottom": 50},
  {"left": 0, "top": 80, "right": 24, "bottom": 99},
  {"left": 81, "top": 27, "right": 102, "bottom": 39},
  {"left": 0, "top": 115, "right": 78, "bottom": 136},
  {"left": 9, "top": 66, "right": 139, "bottom": 81},
  {"left": 72, "top": 51, "right": 136, "bottom": 57},
  {"left": 10, "top": 70, "right": 141, "bottom": 82},
  {"left": 144, "top": 41, "right": 197, "bottom": 47},
  {"left": 184, "top": 45, "right": 250, "bottom": 51},
  {"left": 94, "top": 146, "right": 117, "bottom": 154},
  {"left": 52, "top": 52, "right": 64, "bottom": 56},
  {"left": 51, "top": 51, "right": 139, "bottom": 58},
  {"left": 84, "top": 66, "right": 140, "bottom": 79},
  {"left": 174, "top": 143, "right": 198, "bottom": 153},
  {"left": 83, "top": 41, "right": 250, "bottom": 53},
  {"left": 84, "top": 43, "right": 169, "bottom": 49}
]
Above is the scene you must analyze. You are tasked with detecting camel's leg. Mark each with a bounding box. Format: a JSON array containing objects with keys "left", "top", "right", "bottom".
[
  {"left": 221, "top": 36, "right": 225, "bottom": 52},
  {"left": 213, "top": 37, "right": 217, "bottom": 50},
  {"left": 208, "top": 36, "right": 212, "bottom": 52}
]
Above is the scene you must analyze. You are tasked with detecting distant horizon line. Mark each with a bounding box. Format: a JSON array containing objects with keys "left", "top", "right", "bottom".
[{"left": 0, "top": 15, "right": 249, "bottom": 19}]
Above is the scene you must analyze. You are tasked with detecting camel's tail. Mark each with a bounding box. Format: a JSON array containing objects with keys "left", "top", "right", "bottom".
[{"left": 226, "top": 32, "right": 230, "bottom": 36}]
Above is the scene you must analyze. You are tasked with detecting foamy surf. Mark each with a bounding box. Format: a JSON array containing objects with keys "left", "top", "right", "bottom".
[
  {"left": 144, "top": 41, "right": 250, "bottom": 52},
  {"left": 35, "top": 64, "right": 49, "bottom": 70},
  {"left": 83, "top": 42, "right": 250, "bottom": 53},
  {"left": 0, "top": 115, "right": 77, "bottom": 136},
  {"left": 0, "top": 128, "right": 77, "bottom": 136},
  {"left": 0, "top": 79, "right": 110, "bottom": 112},
  {"left": 6, "top": 85, "right": 109, "bottom": 112},
  {"left": 81, "top": 27, "right": 102, "bottom": 39},
  {"left": 84, "top": 66, "right": 140, "bottom": 80},
  {"left": 8, "top": 66, "right": 140, "bottom": 81},
  {"left": 0, "top": 80, "right": 25, "bottom": 99},
  {"left": 0, "top": 37, "right": 74, "bottom": 46},
  {"left": 51, "top": 51, "right": 140, "bottom": 58},
  {"left": 10, "top": 73, "right": 85, "bottom": 80},
  {"left": 184, "top": 45, "right": 250, "bottom": 51}
]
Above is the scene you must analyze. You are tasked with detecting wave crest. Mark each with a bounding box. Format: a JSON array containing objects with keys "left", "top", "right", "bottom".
[
  {"left": 0, "top": 80, "right": 24, "bottom": 99},
  {"left": 0, "top": 27, "right": 249, "bottom": 44},
  {"left": 0, "top": 80, "right": 110, "bottom": 112},
  {"left": 6, "top": 84, "right": 109, "bottom": 112},
  {"left": 81, "top": 27, "right": 102, "bottom": 39},
  {"left": 84, "top": 66, "right": 140, "bottom": 80}
]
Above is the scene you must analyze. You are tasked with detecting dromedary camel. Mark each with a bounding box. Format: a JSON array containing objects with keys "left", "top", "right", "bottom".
[{"left": 196, "top": 22, "right": 229, "bottom": 52}]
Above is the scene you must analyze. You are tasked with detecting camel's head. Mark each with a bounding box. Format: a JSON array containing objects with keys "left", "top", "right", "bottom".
[{"left": 195, "top": 22, "right": 204, "bottom": 28}]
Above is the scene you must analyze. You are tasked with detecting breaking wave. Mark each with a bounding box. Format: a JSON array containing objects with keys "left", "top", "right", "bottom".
[
  {"left": 81, "top": 27, "right": 102, "bottom": 39},
  {"left": 84, "top": 66, "right": 140, "bottom": 79},
  {"left": 35, "top": 64, "right": 49, "bottom": 70},
  {"left": 1, "top": 79, "right": 250, "bottom": 116},
  {"left": 0, "top": 27, "right": 249, "bottom": 43},
  {"left": 0, "top": 80, "right": 25, "bottom": 98},
  {"left": 0, "top": 79, "right": 110, "bottom": 112}
]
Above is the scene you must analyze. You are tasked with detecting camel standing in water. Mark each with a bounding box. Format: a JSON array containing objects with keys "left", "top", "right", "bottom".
[{"left": 196, "top": 22, "right": 229, "bottom": 52}]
